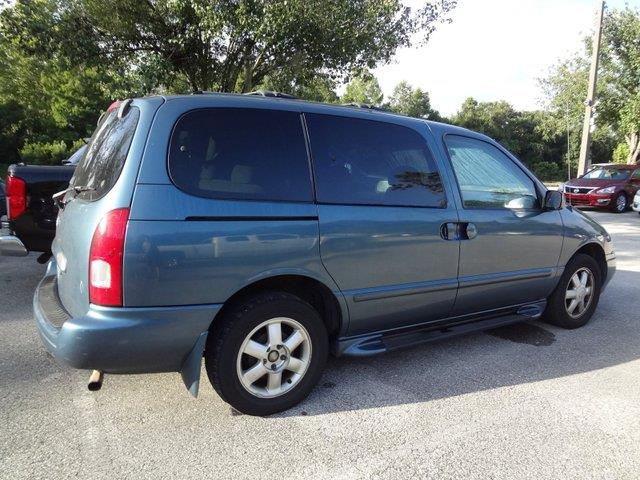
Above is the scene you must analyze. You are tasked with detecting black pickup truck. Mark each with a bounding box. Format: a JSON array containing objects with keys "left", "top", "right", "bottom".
[{"left": 1, "top": 145, "right": 85, "bottom": 261}]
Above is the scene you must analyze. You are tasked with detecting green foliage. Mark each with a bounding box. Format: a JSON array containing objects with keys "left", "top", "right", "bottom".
[
  {"left": 387, "top": 81, "right": 442, "bottom": 120},
  {"left": 450, "top": 98, "right": 570, "bottom": 181},
  {"left": 51, "top": 0, "right": 457, "bottom": 93},
  {"left": 612, "top": 142, "right": 630, "bottom": 164},
  {"left": 530, "top": 161, "right": 562, "bottom": 182},
  {"left": 540, "top": 5, "right": 640, "bottom": 166},
  {"left": 258, "top": 72, "right": 339, "bottom": 103},
  {"left": 0, "top": 0, "right": 151, "bottom": 165},
  {"left": 0, "top": 0, "right": 457, "bottom": 166},
  {"left": 0, "top": 100, "right": 27, "bottom": 166},
  {"left": 341, "top": 71, "right": 384, "bottom": 106},
  {"left": 20, "top": 141, "right": 70, "bottom": 166}
]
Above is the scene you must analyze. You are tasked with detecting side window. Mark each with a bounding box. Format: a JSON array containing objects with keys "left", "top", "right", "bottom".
[
  {"left": 444, "top": 135, "right": 539, "bottom": 209},
  {"left": 306, "top": 114, "right": 446, "bottom": 208},
  {"left": 168, "top": 108, "right": 312, "bottom": 202},
  {"left": 632, "top": 169, "right": 640, "bottom": 180}
]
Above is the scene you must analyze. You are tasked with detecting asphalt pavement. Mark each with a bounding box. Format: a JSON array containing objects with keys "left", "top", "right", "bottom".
[{"left": 1, "top": 210, "right": 639, "bottom": 479}]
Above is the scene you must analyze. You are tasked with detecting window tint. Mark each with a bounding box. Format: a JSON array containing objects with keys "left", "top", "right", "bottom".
[
  {"left": 72, "top": 107, "right": 140, "bottom": 201},
  {"left": 306, "top": 114, "right": 445, "bottom": 207},
  {"left": 630, "top": 169, "right": 640, "bottom": 180},
  {"left": 168, "top": 108, "right": 312, "bottom": 202},
  {"left": 444, "top": 135, "right": 539, "bottom": 209}
]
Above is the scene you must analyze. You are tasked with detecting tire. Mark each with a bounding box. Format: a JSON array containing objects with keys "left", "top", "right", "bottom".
[
  {"left": 610, "top": 192, "right": 627, "bottom": 213},
  {"left": 205, "top": 291, "right": 328, "bottom": 416},
  {"left": 543, "top": 253, "right": 602, "bottom": 329}
]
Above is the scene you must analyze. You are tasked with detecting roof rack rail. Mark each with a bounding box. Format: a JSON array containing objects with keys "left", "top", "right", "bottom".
[
  {"left": 244, "top": 90, "right": 298, "bottom": 99},
  {"left": 342, "top": 102, "right": 388, "bottom": 112}
]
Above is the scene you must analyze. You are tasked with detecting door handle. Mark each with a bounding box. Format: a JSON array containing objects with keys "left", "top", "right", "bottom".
[
  {"left": 440, "top": 222, "right": 478, "bottom": 241},
  {"left": 440, "top": 222, "right": 458, "bottom": 241},
  {"left": 464, "top": 222, "right": 478, "bottom": 240}
]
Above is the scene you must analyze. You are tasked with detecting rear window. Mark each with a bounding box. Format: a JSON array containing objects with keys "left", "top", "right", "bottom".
[
  {"left": 168, "top": 108, "right": 312, "bottom": 202},
  {"left": 72, "top": 107, "right": 140, "bottom": 200}
]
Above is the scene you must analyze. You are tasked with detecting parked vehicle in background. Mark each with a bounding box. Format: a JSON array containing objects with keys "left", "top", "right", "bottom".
[
  {"left": 561, "top": 164, "right": 640, "bottom": 213},
  {"left": 0, "top": 144, "right": 86, "bottom": 260},
  {"left": 34, "top": 93, "right": 616, "bottom": 416},
  {"left": 587, "top": 162, "right": 616, "bottom": 171},
  {"left": 633, "top": 191, "right": 640, "bottom": 214}
]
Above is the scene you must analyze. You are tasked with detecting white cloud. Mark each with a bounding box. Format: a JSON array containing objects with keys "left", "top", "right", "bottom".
[{"left": 374, "top": 0, "right": 638, "bottom": 116}]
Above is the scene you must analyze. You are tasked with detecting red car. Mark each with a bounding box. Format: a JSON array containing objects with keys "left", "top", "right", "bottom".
[{"left": 562, "top": 163, "right": 640, "bottom": 213}]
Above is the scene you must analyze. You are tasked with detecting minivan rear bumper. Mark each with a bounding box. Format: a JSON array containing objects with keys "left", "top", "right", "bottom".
[{"left": 34, "top": 260, "right": 220, "bottom": 376}]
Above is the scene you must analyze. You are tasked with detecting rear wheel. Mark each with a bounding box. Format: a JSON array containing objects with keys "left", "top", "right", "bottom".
[
  {"left": 610, "top": 192, "right": 627, "bottom": 213},
  {"left": 205, "top": 291, "right": 328, "bottom": 416},
  {"left": 543, "top": 254, "right": 602, "bottom": 329}
]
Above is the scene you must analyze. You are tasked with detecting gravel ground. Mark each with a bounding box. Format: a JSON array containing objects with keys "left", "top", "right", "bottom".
[{"left": 1, "top": 210, "right": 639, "bottom": 479}]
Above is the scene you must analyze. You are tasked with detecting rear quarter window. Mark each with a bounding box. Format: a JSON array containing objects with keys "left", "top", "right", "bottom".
[
  {"left": 72, "top": 107, "right": 140, "bottom": 201},
  {"left": 168, "top": 108, "right": 312, "bottom": 202}
]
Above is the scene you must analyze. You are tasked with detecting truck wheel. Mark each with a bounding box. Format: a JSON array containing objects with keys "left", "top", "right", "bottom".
[
  {"left": 543, "top": 254, "right": 602, "bottom": 329},
  {"left": 205, "top": 291, "right": 328, "bottom": 416},
  {"left": 610, "top": 193, "right": 627, "bottom": 213}
]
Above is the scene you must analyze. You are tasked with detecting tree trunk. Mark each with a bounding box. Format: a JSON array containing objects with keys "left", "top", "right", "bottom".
[
  {"left": 627, "top": 132, "right": 640, "bottom": 164},
  {"left": 242, "top": 59, "right": 253, "bottom": 93}
]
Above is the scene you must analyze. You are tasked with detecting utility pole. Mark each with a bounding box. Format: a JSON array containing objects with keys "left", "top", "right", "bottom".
[{"left": 577, "top": 1, "right": 605, "bottom": 177}]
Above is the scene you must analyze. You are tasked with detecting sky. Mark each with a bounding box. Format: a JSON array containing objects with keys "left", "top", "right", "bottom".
[{"left": 374, "top": 0, "right": 640, "bottom": 116}]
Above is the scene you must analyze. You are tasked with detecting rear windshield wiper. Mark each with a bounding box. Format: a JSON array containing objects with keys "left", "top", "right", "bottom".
[{"left": 52, "top": 185, "right": 95, "bottom": 209}]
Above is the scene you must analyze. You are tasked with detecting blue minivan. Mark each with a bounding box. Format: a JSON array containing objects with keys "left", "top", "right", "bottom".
[{"left": 34, "top": 93, "right": 616, "bottom": 415}]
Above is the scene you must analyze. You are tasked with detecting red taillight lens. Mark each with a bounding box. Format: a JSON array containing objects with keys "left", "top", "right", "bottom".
[
  {"left": 6, "top": 175, "right": 27, "bottom": 220},
  {"left": 89, "top": 208, "right": 129, "bottom": 307}
]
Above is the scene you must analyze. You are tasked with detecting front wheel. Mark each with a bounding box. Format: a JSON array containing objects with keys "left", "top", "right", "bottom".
[
  {"left": 205, "top": 291, "right": 328, "bottom": 416},
  {"left": 610, "top": 192, "right": 627, "bottom": 213},
  {"left": 543, "top": 254, "right": 602, "bottom": 329}
]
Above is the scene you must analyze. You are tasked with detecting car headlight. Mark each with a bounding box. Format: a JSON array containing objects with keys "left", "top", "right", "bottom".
[
  {"left": 558, "top": 183, "right": 565, "bottom": 192},
  {"left": 595, "top": 186, "right": 616, "bottom": 194}
]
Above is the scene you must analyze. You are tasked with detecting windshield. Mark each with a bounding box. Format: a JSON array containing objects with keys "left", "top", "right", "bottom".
[
  {"left": 582, "top": 167, "right": 632, "bottom": 180},
  {"left": 71, "top": 107, "right": 139, "bottom": 201}
]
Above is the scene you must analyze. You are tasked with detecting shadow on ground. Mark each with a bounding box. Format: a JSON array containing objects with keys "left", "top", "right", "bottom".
[{"left": 281, "top": 264, "right": 639, "bottom": 417}]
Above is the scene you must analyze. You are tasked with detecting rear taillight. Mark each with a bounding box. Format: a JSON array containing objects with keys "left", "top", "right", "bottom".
[
  {"left": 89, "top": 208, "right": 129, "bottom": 307},
  {"left": 6, "top": 175, "right": 27, "bottom": 220}
]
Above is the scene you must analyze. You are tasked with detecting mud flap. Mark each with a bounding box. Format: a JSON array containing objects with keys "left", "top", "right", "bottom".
[{"left": 180, "top": 331, "right": 208, "bottom": 397}]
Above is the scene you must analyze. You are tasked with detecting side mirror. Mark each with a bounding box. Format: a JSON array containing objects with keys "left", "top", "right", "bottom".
[{"left": 543, "top": 190, "right": 563, "bottom": 210}]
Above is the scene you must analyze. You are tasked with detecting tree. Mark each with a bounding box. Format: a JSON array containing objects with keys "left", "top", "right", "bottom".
[
  {"left": 451, "top": 98, "right": 565, "bottom": 180},
  {"left": 540, "top": 6, "right": 640, "bottom": 166},
  {"left": 602, "top": 7, "right": 640, "bottom": 163},
  {"left": 341, "top": 70, "right": 384, "bottom": 105},
  {"left": 258, "top": 71, "right": 340, "bottom": 103},
  {"left": 19, "top": 0, "right": 457, "bottom": 93},
  {"left": 0, "top": 0, "right": 457, "bottom": 164},
  {"left": 387, "top": 81, "right": 442, "bottom": 120},
  {"left": 0, "top": 100, "right": 27, "bottom": 167}
]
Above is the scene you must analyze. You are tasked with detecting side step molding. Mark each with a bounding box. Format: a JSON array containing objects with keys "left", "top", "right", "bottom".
[{"left": 337, "top": 303, "right": 545, "bottom": 357}]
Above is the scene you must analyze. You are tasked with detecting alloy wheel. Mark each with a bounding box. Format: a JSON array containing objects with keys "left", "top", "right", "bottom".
[
  {"left": 615, "top": 194, "right": 627, "bottom": 212},
  {"left": 236, "top": 317, "right": 312, "bottom": 398},
  {"left": 564, "top": 267, "right": 595, "bottom": 319}
]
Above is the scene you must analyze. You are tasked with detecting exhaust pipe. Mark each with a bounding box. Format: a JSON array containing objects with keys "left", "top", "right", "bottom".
[{"left": 88, "top": 370, "right": 104, "bottom": 391}]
